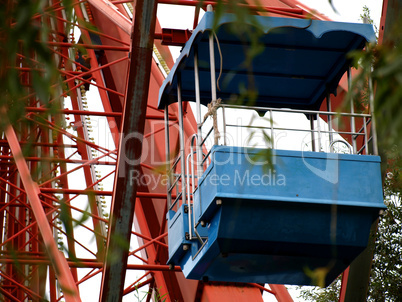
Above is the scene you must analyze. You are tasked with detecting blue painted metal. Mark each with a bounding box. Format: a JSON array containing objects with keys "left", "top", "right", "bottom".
[
  {"left": 167, "top": 204, "right": 208, "bottom": 266},
  {"left": 194, "top": 147, "right": 384, "bottom": 220},
  {"left": 162, "top": 12, "right": 383, "bottom": 286},
  {"left": 158, "top": 12, "right": 376, "bottom": 111},
  {"left": 167, "top": 147, "right": 385, "bottom": 285}
]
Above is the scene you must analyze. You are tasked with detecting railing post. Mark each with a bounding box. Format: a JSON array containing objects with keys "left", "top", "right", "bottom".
[
  {"left": 194, "top": 48, "right": 204, "bottom": 179},
  {"left": 270, "top": 109, "right": 274, "bottom": 148},
  {"left": 327, "top": 93, "right": 334, "bottom": 148},
  {"left": 317, "top": 113, "right": 322, "bottom": 151},
  {"left": 164, "top": 105, "right": 172, "bottom": 208},
  {"left": 348, "top": 68, "right": 357, "bottom": 154},
  {"left": 363, "top": 117, "right": 368, "bottom": 155},
  {"left": 310, "top": 118, "right": 316, "bottom": 152},
  {"left": 207, "top": 4, "right": 220, "bottom": 145},
  {"left": 368, "top": 70, "right": 378, "bottom": 155},
  {"left": 177, "top": 73, "right": 187, "bottom": 207}
]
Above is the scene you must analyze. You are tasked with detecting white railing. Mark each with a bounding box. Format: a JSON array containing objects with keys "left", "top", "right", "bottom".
[{"left": 200, "top": 103, "right": 374, "bottom": 156}]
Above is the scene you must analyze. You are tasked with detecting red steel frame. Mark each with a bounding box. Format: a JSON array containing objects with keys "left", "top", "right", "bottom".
[{"left": 0, "top": 0, "right": 387, "bottom": 301}]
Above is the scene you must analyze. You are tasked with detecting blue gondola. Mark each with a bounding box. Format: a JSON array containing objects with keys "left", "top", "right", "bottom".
[{"left": 158, "top": 8, "right": 385, "bottom": 286}]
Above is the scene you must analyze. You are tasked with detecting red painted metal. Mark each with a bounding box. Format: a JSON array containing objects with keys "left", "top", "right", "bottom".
[
  {"left": 47, "top": 41, "right": 130, "bottom": 51},
  {"left": 0, "top": 257, "right": 180, "bottom": 270},
  {"left": 4, "top": 123, "right": 81, "bottom": 302},
  {"left": 269, "top": 284, "right": 294, "bottom": 302},
  {"left": 0, "top": 0, "right": 374, "bottom": 300},
  {"left": 0, "top": 155, "right": 116, "bottom": 165},
  {"left": 156, "top": 0, "right": 304, "bottom": 14},
  {"left": 339, "top": 267, "right": 350, "bottom": 302},
  {"left": 160, "top": 28, "right": 193, "bottom": 46},
  {"left": 100, "top": 1, "right": 160, "bottom": 301},
  {"left": 378, "top": 0, "right": 388, "bottom": 44},
  {"left": 87, "top": 0, "right": 132, "bottom": 34},
  {"left": 199, "top": 283, "right": 266, "bottom": 302}
]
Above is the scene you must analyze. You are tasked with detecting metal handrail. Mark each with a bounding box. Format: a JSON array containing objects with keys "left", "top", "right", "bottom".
[
  {"left": 225, "top": 123, "right": 368, "bottom": 136},
  {"left": 216, "top": 103, "right": 374, "bottom": 155},
  {"left": 184, "top": 134, "right": 206, "bottom": 244},
  {"left": 170, "top": 192, "right": 182, "bottom": 211},
  {"left": 221, "top": 103, "right": 372, "bottom": 118}
]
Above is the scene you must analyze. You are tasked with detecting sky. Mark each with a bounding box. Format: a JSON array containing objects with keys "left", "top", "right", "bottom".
[{"left": 298, "top": 0, "right": 382, "bottom": 25}]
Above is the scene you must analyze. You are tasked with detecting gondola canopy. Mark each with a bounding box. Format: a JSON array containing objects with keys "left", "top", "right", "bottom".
[{"left": 158, "top": 12, "right": 376, "bottom": 111}]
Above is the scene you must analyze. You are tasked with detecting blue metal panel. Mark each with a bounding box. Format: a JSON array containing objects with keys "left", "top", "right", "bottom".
[
  {"left": 182, "top": 204, "right": 377, "bottom": 285},
  {"left": 167, "top": 206, "right": 190, "bottom": 265},
  {"left": 158, "top": 12, "right": 376, "bottom": 111},
  {"left": 167, "top": 147, "right": 385, "bottom": 285},
  {"left": 194, "top": 146, "right": 384, "bottom": 222},
  {"left": 167, "top": 205, "right": 208, "bottom": 266}
]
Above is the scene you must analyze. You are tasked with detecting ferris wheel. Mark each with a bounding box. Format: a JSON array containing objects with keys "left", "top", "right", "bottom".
[{"left": 0, "top": 1, "right": 389, "bottom": 301}]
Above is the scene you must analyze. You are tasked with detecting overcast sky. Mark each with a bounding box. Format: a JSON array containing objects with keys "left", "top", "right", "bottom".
[{"left": 297, "top": 0, "right": 383, "bottom": 26}]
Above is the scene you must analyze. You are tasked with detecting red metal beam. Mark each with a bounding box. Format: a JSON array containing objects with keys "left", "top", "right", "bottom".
[
  {"left": 0, "top": 271, "right": 43, "bottom": 301},
  {"left": 20, "top": 55, "right": 128, "bottom": 102},
  {"left": 72, "top": 4, "right": 122, "bottom": 145},
  {"left": 47, "top": 41, "right": 130, "bottom": 51},
  {"left": 0, "top": 257, "right": 181, "bottom": 273},
  {"left": 59, "top": 70, "right": 125, "bottom": 98},
  {"left": 24, "top": 107, "right": 166, "bottom": 119},
  {"left": 38, "top": 148, "right": 117, "bottom": 187},
  {"left": 66, "top": 70, "right": 108, "bottom": 258},
  {"left": 269, "top": 284, "right": 294, "bottom": 302},
  {"left": 24, "top": 117, "right": 117, "bottom": 157},
  {"left": 0, "top": 155, "right": 116, "bottom": 165},
  {"left": 134, "top": 197, "right": 182, "bottom": 302},
  {"left": 123, "top": 276, "right": 154, "bottom": 295},
  {"left": 339, "top": 267, "right": 349, "bottom": 302},
  {"left": 128, "top": 232, "right": 168, "bottom": 256},
  {"left": 199, "top": 283, "right": 264, "bottom": 302},
  {"left": 114, "top": 0, "right": 304, "bottom": 15},
  {"left": 54, "top": 129, "right": 79, "bottom": 283},
  {"left": 47, "top": 10, "right": 131, "bottom": 45},
  {"left": 38, "top": 188, "right": 173, "bottom": 200},
  {"left": 4, "top": 123, "right": 81, "bottom": 302},
  {"left": 100, "top": 1, "right": 159, "bottom": 301},
  {"left": 251, "top": 283, "right": 275, "bottom": 295},
  {"left": 87, "top": 0, "right": 132, "bottom": 34},
  {"left": 0, "top": 140, "right": 77, "bottom": 148}
]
